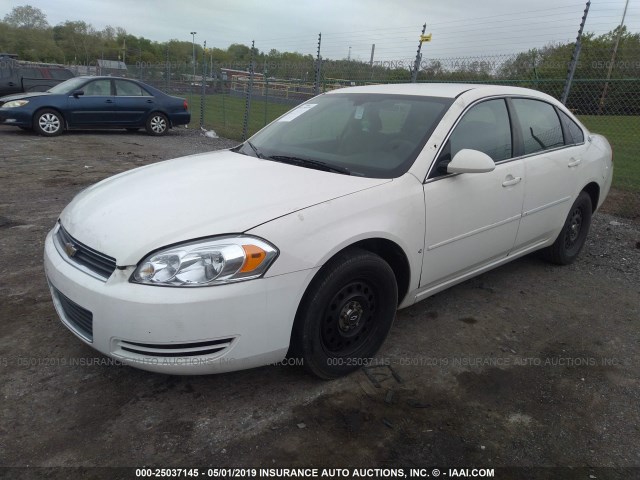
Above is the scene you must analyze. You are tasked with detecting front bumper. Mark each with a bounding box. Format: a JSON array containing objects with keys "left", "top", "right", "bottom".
[
  {"left": 0, "top": 109, "right": 33, "bottom": 127},
  {"left": 44, "top": 227, "right": 315, "bottom": 374}
]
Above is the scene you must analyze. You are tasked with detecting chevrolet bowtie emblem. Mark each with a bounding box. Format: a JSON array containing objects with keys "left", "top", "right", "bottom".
[{"left": 64, "top": 242, "right": 78, "bottom": 257}]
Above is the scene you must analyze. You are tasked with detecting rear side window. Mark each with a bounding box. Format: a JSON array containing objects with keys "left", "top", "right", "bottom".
[
  {"left": 559, "top": 110, "right": 585, "bottom": 145},
  {"left": 115, "top": 80, "right": 150, "bottom": 96},
  {"left": 512, "top": 99, "right": 564, "bottom": 155}
]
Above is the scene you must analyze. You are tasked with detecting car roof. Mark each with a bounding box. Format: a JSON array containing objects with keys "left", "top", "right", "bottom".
[{"left": 324, "top": 82, "right": 553, "bottom": 101}]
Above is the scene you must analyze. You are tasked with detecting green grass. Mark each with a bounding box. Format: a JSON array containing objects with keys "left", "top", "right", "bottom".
[
  {"left": 579, "top": 115, "right": 640, "bottom": 192},
  {"left": 186, "top": 93, "right": 292, "bottom": 141}
]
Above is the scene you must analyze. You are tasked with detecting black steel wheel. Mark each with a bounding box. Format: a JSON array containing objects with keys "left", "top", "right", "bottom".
[
  {"left": 543, "top": 191, "right": 592, "bottom": 265},
  {"left": 290, "top": 248, "right": 398, "bottom": 379}
]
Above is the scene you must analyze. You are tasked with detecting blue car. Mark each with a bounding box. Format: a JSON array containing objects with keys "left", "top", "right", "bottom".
[{"left": 0, "top": 76, "right": 191, "bottom": 136}]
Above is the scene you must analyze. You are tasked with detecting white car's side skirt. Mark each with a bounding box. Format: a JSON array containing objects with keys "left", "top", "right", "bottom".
[{"left": 410, "top": 238, "right": 550, "bottom": 306}]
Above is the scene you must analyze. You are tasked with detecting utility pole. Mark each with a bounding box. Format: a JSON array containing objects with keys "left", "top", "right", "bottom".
[
  {"left": 411, "top": 23, "right": 427, "bottom": 83},
  {"left": 598, "top": 0, "right": 630, "bottom": 113},
  {"left": 347, "top": 46, "right": 351, "bottom": 61},
  {"left": 561, "top": 1, "right": 590, "bottom": 105}
]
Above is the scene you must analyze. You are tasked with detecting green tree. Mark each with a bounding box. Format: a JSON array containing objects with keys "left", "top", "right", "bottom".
[{"left": 3, "top": 5, "right": 48, "bottom": 29}]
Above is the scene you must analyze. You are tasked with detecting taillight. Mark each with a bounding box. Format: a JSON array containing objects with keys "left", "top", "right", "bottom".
[{"left": 183, "top": 100, "right": 188, "bottom": 111}]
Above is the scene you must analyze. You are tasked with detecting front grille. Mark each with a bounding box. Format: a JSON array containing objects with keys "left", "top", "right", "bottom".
[
  {"left": 116, "top": 338, "right": 234, "bottom": 357},
  {"left": 56, "top": 224, "right": 117, "bottom": 280},
  {"left": 52, "top": 287, "right": 93, "bottom": 341}
]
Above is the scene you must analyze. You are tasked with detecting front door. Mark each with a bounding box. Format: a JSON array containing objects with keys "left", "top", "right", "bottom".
[
  {"left": 67, "top": 78, "right": 116, "bottom": 126},
  {"left": 420, "top": 98, "right": 524, "bottom": 289}
]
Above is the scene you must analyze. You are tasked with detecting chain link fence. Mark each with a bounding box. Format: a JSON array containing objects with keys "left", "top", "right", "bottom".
[{"left": 70, "top": 38, "right": 638, "bottom": 220}]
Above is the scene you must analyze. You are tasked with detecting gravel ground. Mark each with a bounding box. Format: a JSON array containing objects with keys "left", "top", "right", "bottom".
[{"left": 0, "top": 126, "right": 639, "bottom": 479}]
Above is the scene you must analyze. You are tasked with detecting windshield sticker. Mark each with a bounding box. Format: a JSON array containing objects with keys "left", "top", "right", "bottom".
[
  {"left": 277, "top": 104, "right": 317, "bottom": 122},
  {"left": 354, "top": 106, "right": 364, "bottom": 120}
]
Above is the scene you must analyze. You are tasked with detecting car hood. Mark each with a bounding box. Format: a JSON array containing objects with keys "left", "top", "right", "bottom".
[
  {"left": 0, "top": 91, "right": 51, "bottom": 103},
  {"left": 60, "top": 150, "right": 390, "bottom": 265}
]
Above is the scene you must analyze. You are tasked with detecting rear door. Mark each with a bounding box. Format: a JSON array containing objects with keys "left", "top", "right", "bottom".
[
  {"left": 420, "top": 98, "right": 525, "bottom": 289},
  {"left": 67, "top": 78, "right": 116, "bottom": 126},
  {"left": 509, "top": 98, "right": 583, "bottom": 251},
  {"left": 113, "top": 79, "right": 155, "bottom": 125}
]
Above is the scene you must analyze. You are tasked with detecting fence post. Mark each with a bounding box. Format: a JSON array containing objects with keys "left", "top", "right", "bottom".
[
  {"left": 598, "top": 0, "right": 630, "bottom": 114},
  {"left": 242, "top": 40, "right": 256, "bottom": 141},
  {"left": 165, "top": 46, "right": 170, "bottom": 92},
  {"left": 200, "top": 41, "right": 206, "bottom": 130},
  {"left": 561, "top": 0, "right": 590, "bottom": 105},
  {"left": 411, "top": 23, "right": 426, "bottom": 83},
  {"left": 314, "top": 33, "right": 322, "bottom": 95}
]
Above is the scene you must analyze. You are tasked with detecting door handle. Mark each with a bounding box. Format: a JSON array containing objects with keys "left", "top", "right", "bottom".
[
  {"left": 502, "top": 176, "right": 522, "bottom": 187},
  {"left": 146, "top": 99, "right": 154, "bottom": 103},
  {"left": 8, "top": 82, "right": 16, "bottom": 86},
  {"left": 105, "top": 99, "right": 114, "bottom": 103},
  {"left": 568, "top": 158, "right": 582, "bottom": 168}
]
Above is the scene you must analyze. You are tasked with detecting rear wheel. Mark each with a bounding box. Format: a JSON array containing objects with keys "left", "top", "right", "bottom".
[
  {"left": 34, "top": 109, "right": 63, "bottom": 136},
  {"left": 291, "top": 248, "right": 398, "bottom": 379},
  {"left": 543, "top": 191, "right": 592, "bottom": 265},
  {"left": 145, "top": 113, "right": 168, "bottom": 136}
]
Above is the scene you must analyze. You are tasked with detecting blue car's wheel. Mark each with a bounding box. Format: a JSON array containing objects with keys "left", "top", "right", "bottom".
[
  {"left": 146, "top": 112, "right": 168, "bottom": 136},
  {"left": 34, "top": 109, "right": 63, "bottom": 137}
]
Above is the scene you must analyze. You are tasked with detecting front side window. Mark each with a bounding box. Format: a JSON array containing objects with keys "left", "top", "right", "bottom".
[
  {"left": 512, "top": 98, "right": 564, "bottom": 155},
  {"left": 83, "top": 79, "right": 112, "bottom": 96},
  {"left": 243, "top": 93, "right": 453, "bottom": 179},
  {"left": 431, "top": 98, "right": 512, "bottom": 178}
]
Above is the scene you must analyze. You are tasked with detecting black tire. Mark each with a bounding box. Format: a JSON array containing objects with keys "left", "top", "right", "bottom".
[
  {"left": 291, "top": 248, "right": 398, "bottom": 379},
  {"left": 145, "top": 112, "right": 168, "bottom": 136},
  {"left": 33, "top": 108, "right": 64, "bottom": 136},
  {"left": 543, "top": 191, "right": 592, "bottom": 265}
]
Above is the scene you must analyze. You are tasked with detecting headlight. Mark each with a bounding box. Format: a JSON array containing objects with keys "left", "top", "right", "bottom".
[
  {"left": 131, "top": 236, "right": 278, "bottom": 287},
  {"left": 2, "top": 100, "right": 29, "bottom": 108}
]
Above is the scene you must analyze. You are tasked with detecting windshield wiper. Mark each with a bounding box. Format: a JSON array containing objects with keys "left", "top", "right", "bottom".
[
  {"left": 267, "top": 155, "right": 351, "bottom": 175},
  {"left": 245, "top": 140, "right": 265, "bottom": 159}
]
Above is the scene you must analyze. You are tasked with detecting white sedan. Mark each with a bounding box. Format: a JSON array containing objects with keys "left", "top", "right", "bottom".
[{"left": 44, "top": 83, "right": 613, "bottom": 378}]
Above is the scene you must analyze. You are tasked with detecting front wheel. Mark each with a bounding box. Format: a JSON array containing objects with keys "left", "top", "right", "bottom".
[
  {"left": 34, "top": 109, "right": 63, "bottom": 136},
  {"left": 543, "top": 191, "right": 592, "bottom": 265},
  {"left": 145, "top": 113, "right": 168, "bottom": 136},
  {"left": 291, "top": 248, "right": 398, "bottom": 379}
]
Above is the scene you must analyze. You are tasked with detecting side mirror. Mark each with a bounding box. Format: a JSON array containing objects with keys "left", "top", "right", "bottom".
[
  {"left": 71, "top": 90, "right": 84, "bottom": 98},
  {"left": 447, "top": 149, "right": 495, "bottom": 174}
]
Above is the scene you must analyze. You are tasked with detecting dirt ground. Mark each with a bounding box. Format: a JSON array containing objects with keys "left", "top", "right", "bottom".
[{"left": 1, "top": 125, "right": 639, "bottom": 479}]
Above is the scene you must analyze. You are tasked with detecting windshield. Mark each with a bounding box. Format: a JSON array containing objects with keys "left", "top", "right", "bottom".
[
  {"left": 47, "top": 77, "right": 86, "bottom": 94},
  {"left": 243, "top": 92, "right": 452, "bottom": 178}
]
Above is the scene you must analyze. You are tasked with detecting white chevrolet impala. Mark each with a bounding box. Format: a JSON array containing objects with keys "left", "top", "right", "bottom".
[{"left": 44, "top": 83, "right": 613, "bottom": 378}]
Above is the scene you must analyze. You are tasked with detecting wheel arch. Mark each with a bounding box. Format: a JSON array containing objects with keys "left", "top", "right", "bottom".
[
  {"left": 147, "top": 110, "right": 172, "bottom": 127},
  {"left": 582, "top": 181, "right": 600, "bottom": 213},
  {"left": 33, "top": 106, "right": 67, "bottom": 129},
  {"left": 296, "top": 236, "right": 412, "bottom": 313}
]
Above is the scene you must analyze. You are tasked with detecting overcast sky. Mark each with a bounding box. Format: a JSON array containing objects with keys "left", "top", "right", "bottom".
[{"left": 3, "top": 0, "right": 639, "bottom": 60}]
